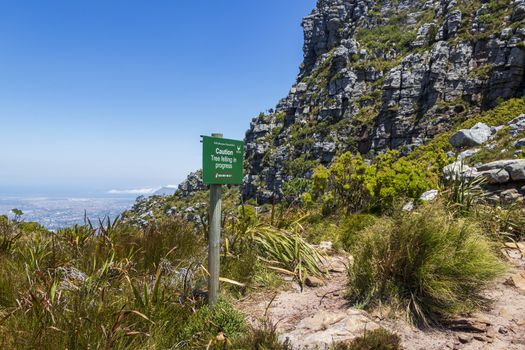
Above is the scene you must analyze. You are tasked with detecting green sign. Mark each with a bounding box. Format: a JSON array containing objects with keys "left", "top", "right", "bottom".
[{"left": 202, "top": 136, "right": 244, "bottom": 185}]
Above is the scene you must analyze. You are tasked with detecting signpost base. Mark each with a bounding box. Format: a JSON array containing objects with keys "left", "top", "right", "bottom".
[
  {"left": 208, "top": 132, "right": 223, "bottom": 306},
  {"left": 208, "top": 183, "right": 221, "bottom": 305}
]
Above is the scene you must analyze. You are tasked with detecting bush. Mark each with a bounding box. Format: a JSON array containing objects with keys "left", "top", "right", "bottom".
[
  {"left": 338, "top": 214, "right": 377, "bottom": 251},
  {"left": 0, "top": 215, "right": 22, "bottom": 254},
  {"left": 332, "top": 328, "right": 402, "bottom": 350},
  {"left": 312, "top": 151, "right": 438, "bottom": 214},
  {"left": 347, "top": 203, "right": 505, "bottom": 326},
  {"left": 179, "top": 300, "right": 247, "bottom": 346},
  {"left": 372, "top": 151, "right": 438, "bottom": 210}
]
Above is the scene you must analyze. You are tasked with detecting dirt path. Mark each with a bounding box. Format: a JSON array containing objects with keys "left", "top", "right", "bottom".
[{"left": 237, "top": 245, "right": 525, "bottom": 349}]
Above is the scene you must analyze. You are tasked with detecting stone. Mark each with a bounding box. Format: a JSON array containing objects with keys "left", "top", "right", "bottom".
[
  {"left": 345, "top": 314, "right": 378, "bottom": 333},
  {"left": 508, "top": 114, "right": 525, "bottom": 135},
  {"left": 449, "top": 123, "right": 492, "bottom": 148},
  {"left": 473, "top": 335, "right": 486, "bottom": 342},
  {"left": 504, "top": 271, "right": 525, "bottom": 294},
  {"left": 512, "top": 0, "right": 525, "bottom": 22},
  {"left": 403, "top": 201, "right": 415, "bottom": 211},
  {"left": 443, "top": 161, "right": 477, "bottom": 181},
  {"left": 477, "top": 169, "right": 510, "bottom": 184},
  {"left": 477, "top": 159, "right": 522, "bottom": 171},
  {"left": 458, "top": 334, "right": 473, "bottom": 344},
  {"left": 498, "top": 326, "right": 509, "bottom": 335},
  {"left": 300, "top": 311, "right": 346, "bottom": 331},
  {"left": 500, "top": 189, "right": 523, "bottom": 205},
  {"left": 513, "top": 138, "right": 525, "bottom": 148},
  {"left": 504, "top": 159, "right": 525, "bottom": 181},
  {"left": 413, "top": 23, "right": 437, "bottom": 47},
  {"left": 445, "top": 10, "right": 462, "bottom": 38},
  {"left": 305, "top": 276, "right": 325, "bottom": 288},
  {"left": 458, "top": 148, "right": 480, "bottom": 160},
  {"left": 420, "top": 189, "right": 438, "bottom": 201},
  {"left": 487, "top": 327, "right": 497, "bottom": 339},
  {"left": 447, "top": 318, "right": 488, "bottom": 332}
]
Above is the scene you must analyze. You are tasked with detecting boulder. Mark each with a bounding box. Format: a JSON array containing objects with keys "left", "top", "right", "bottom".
[
  {"left": 513, "top": 138, "right": 525, "bottom": 148},
  {"left": 508, "top": 114, "right": 525, "bottom": 135},
  {"left": 458, "top": 148, "right": 480, "bottom": 160},
  {"left": 477, "top": 169, "right": 510, "bottom": 184},
  {"left": 478, "top": 159, "right": 525, "bottom": 181},
  {"left": 505, "top": 159, "right": 525, "bottom": 181},
  {"left": 504, "top": 271, "right": 525, "bottom": 294},
  {"left": 500, "top": 189, "right": 523, "bottom": 205},
  {"left": 449, "top": 123, "right": 492, "bottom": 148},
  {"left": 477, "top": 159, "right": 521, "bottom": 171},
  {"left": 512, "top": 0, "right": 525, "bottom": 22}
]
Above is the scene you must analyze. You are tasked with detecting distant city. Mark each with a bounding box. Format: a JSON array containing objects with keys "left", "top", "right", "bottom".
[
  {"left": 0, "top": 186, "right": 177, "bottom": 230},
  {"left": 0, "top": 196, "right": 135, "bottom": 230}
]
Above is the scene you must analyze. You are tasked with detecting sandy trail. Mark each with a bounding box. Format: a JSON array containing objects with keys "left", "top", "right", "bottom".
[{"left": 237, "top": 246, "right": 525, "bottom": 349}]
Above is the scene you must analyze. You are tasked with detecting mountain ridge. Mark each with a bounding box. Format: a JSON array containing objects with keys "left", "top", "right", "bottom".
[{"left": 243, "top": 0, "right": 525, "bottom": 203}]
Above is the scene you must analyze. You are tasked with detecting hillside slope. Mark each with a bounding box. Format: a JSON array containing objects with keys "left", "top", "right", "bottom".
[{"left": 244, "top": 0, "right": 525, "bottom": 202}]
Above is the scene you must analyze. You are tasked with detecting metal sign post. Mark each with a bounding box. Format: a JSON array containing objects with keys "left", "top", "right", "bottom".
[{"left": 202, "top": 133, "right": 244, "bottom": 305}]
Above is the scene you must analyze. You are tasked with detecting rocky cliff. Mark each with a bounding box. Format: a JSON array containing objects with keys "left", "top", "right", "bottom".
[{"left": 244, "top": 0, "right": 525, "bottom": 202}]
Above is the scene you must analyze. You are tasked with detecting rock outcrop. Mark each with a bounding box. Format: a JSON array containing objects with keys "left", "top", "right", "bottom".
[
  {"left": 243, "top": 0, "right": 525, "bottom": 203},
  {"left": 444, "top": 112, "right": 525, "bottom": 204}
]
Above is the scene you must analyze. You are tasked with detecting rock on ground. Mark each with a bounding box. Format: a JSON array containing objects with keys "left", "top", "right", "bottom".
[{"left": 237, "top": 247, "right": 525, "bottom": 350}]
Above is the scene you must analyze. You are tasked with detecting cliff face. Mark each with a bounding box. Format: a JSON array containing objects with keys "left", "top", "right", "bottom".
[{"left": 244, "top": 0, "right": 525, "bottom": 202}]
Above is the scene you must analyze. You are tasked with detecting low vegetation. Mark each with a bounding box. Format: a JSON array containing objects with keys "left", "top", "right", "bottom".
[
  {"left": 2, "top": 94, "right": 523, "bottom": 348},
  {"left": 332, "top": 328, "right": 402, "bottom": 350},
  {"left": 347, "top": 203, "right": 505, "bottom": 326}
]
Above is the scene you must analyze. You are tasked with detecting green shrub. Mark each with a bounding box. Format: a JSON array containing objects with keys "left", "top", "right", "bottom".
[
  {"left": 347, "top": 203, "right": 505, "bottom": 326},
  {"left": 179, "top": 300, "right": 247, "bottom": 345},
  {"left": 338, "top": 214, "right": 377, "bottom": 251},
  {"left": 332, "top": 328, "right": 402, "bottom": 350},
  {"left": 0, "top": 215, "right": 22, "bottom": 254},
  {"left": 312, "top": 151, "right": 439, "bottom": 213},
  {"left": 372, "top": 151, "right": 438, "bottom": 210},
  {"left": 282, "top": 178, "right": 313, "bottom": 204},
  {"left": 329, "top": 153, "right": 374, "bottom": 213}
]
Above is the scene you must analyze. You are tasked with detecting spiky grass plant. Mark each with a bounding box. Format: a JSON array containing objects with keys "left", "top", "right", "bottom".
[
  {"left": 347, "top": 203, "right": 505, "bottom": 326},
  {"left": 442, "top": 165, "right": 486, "bottom": 215},
  {"left": 247, "top": 223, "right": 324, "bottom": 285}
]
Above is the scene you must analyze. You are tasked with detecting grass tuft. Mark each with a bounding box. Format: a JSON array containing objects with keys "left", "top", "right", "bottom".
[
  {"left": 332, "top": 328, "right": 403, "bottom": 350},
  {"left": 347, "top": 203, "right": 505, "bottom": 326}
]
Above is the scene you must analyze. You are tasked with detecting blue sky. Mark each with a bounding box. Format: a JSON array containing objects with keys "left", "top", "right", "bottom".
[{"left": 0, "top": 0, "right": 316, "bottom": 196}]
